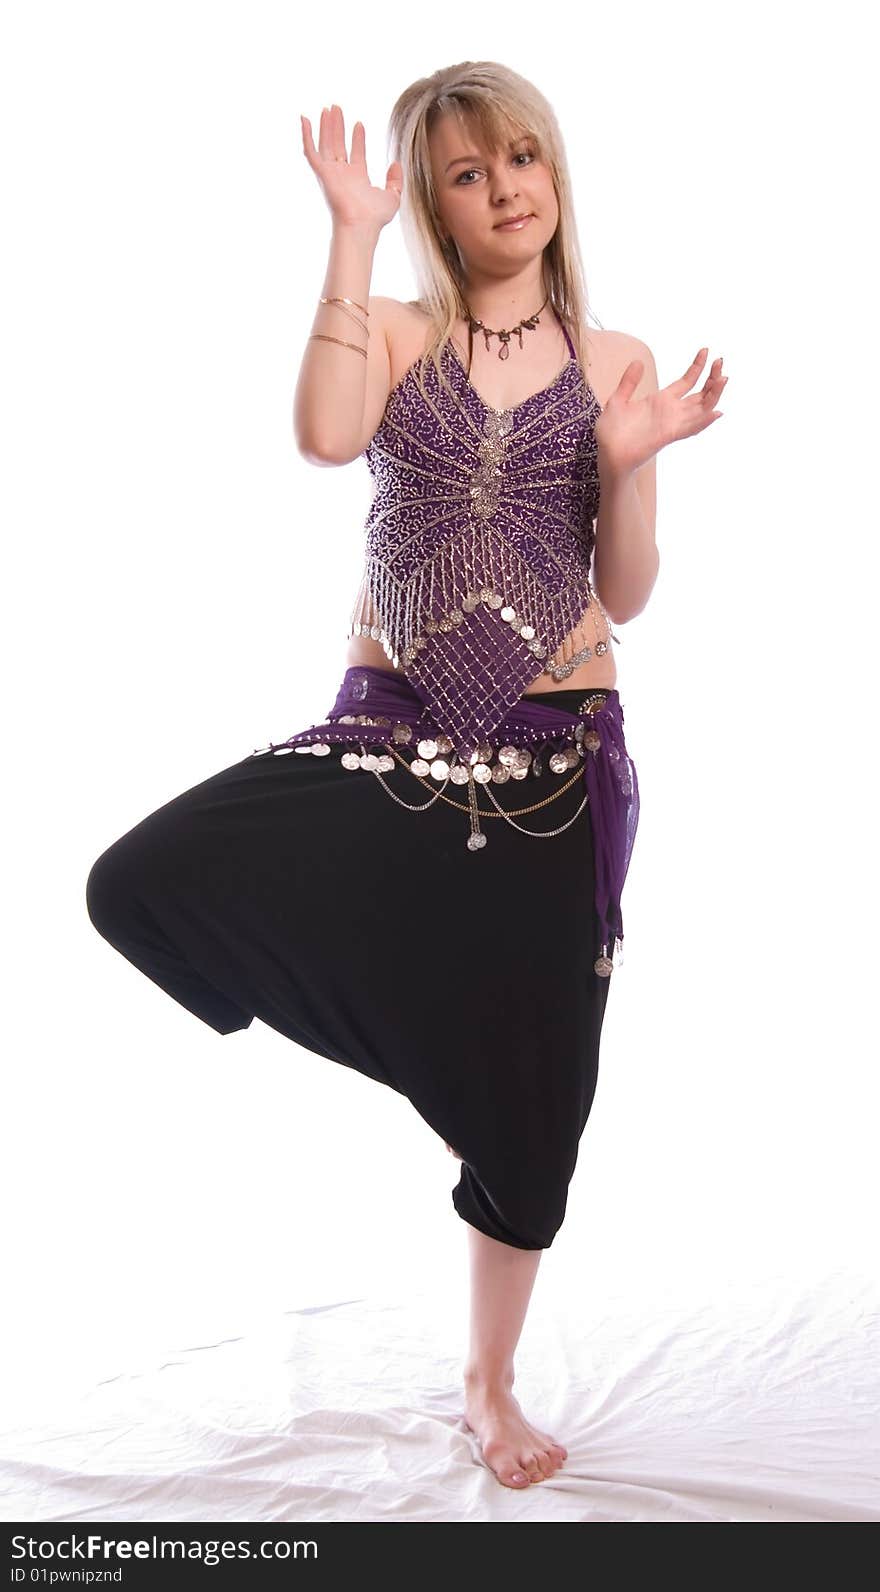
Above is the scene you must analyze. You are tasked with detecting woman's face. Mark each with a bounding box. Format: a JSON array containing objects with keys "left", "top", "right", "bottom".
[{"left": 427, "top": 111, "right": 559, "bottom": 279}]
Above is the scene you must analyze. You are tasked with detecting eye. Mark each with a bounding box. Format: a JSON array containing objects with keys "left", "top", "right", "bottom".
[{"left": 455, "top": 149, "right": 536, "bottom": 185}]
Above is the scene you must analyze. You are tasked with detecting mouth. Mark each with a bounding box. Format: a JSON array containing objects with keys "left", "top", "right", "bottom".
[{"left": 493, "top": 213, "right": 534, "bottom": 230}]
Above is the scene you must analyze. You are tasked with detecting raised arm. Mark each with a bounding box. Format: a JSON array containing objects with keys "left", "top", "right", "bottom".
[{"left": 293, "top": 105, "right": 402, "bottom": 465}]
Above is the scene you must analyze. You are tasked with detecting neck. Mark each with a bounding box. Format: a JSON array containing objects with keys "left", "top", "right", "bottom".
[{"left": 459, "top": 263, "right": 548, "bottom": 329}]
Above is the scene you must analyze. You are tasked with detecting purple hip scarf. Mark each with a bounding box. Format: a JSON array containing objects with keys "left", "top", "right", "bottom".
[{"left": 254, "top": 665, "right": 640, "bottom": 978}]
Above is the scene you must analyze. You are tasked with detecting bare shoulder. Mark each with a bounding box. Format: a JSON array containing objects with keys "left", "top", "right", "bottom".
[
  {"left": 374, "top": 297, "right": 435, "bottom": 384},
  {"left": 592, "top": 329, "right": 658, "bottom": 400},
  {"left": 363, "top": 294, "right": 403, "bottom": 344},
  {"left": 595, "top": 326, "right": 655, "bottom": 382}
]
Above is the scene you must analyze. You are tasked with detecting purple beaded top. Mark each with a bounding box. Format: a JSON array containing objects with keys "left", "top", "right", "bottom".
[{"left": 346, "top": 320, "right": 608, "bottom": 754}]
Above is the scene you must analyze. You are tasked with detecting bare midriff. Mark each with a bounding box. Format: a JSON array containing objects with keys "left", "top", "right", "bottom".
[
  {"left": 343, "top": 631, "right": 617, "bottom": 695},
  {"left": 343, "top": 301, "right": 619, "bottom": 697}
]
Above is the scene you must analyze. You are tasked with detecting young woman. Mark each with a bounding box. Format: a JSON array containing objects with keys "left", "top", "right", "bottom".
[{"left": 86, "top": 61, "right": 725, "bottom": 1493}]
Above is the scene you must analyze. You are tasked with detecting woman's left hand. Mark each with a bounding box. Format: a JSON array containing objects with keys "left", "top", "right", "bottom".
[{"left": 595, "top": 347, "right": 727, "bottom": 479}]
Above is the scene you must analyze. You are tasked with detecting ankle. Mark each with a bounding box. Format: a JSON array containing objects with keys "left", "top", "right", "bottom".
[{"left": 463, "top": 1361, "right": 515, "bottom": 1395}]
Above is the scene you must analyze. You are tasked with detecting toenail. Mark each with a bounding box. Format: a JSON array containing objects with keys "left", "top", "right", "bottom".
[{"left": 511, "top": 1471, "right": 527, "bottom": 1482}]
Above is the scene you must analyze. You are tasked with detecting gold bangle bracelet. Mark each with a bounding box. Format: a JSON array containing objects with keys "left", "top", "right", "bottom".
[
  {"left": 320, "top": 295, "right": 369, "bottom": 317},
  {"left": 309, "top": 333, "right": 367, "bottom": 359},
  {"left": 318, "top": 300, "right": 369, "bottom": 337}
]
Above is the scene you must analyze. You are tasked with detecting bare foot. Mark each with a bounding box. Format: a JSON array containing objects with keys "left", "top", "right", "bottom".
[{"left": 464, "top": 1379, "right": 568, "bottom": 1488}]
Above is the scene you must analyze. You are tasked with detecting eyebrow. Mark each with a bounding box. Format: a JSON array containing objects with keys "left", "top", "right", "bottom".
[{"left": 445, "top": 137, "right": 533, "bottom": 174}]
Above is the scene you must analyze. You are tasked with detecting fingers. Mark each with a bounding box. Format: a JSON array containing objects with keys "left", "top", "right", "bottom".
[
  {"left": 301, "top": 106, "right": 368, "bottom": 168},
  {"left": 300, "top": 113, "right": 317, "bottom": 168},
  {"left": 324, "top": 103, "right": 348, "bottom": 162},
  {"left": 676, "top": 348, "right": 726, "bottom": 400},
  {"left": 701, "top": 356, "right": 727, "bottom": 407},
  {"left": 351, "top": 118, "right": 367, "bottom": 166}
]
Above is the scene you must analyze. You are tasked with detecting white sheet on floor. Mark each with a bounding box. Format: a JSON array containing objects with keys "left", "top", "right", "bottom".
[{"left": 2, "top": 1261, "right": 878, "bottom": 1523}]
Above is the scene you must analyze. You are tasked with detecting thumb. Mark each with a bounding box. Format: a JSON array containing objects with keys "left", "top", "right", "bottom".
[{"left": 614, "top": 358, "right": 644, "bottom": 400}]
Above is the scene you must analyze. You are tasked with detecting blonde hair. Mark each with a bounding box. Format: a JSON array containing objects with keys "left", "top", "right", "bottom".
[{"left": 386, "top": 60, "right": 604, "bottom": 406}]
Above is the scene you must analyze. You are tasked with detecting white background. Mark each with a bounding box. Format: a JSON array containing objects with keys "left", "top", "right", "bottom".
[{"left": 1, "top": 0, "right": 877, "bottom": 1512}]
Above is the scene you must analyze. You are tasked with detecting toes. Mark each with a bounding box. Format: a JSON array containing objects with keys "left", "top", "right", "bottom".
[
  {"left": 528, "top": 1444, "right": 562, "bottom": 1479},
  {"left": 531, "top": 1429, "right": 568, "bottom": 1464},
  {"left": 503, "top": 1469, "right": 531, "bottom": 1487}
]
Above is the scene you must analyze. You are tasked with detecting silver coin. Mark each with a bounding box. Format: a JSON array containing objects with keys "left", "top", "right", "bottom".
[
  {"left": 500, "top": 605, "right": 516, "bottom": 622},
  {"left": 435, "top": 734, "right": 454, "bottom": 754},
  {"left": 410, "top": 758, "right": 430, "bottom": 776},
  {"left": 377, "top": 754, "right": 395, "bottom": 772},
  {"left": 359, "top": 753, "right": 379, "bottom": 771},
  {"left": 510, "top": 765, "right": 529, "bottom": 781},
  {"left": 341, "top": 752, "right": 361, "bottom": 770},
  {"left": 498, "top": 745, "right": 518, "bottom": 766},
  {"left": 514, "top": 748, "right": 532, "bottom": 768},
  {"left": 594, "top": 955, "right": 613, "bottom": 978},
  {"left": 449, "top": 764, "right": 470, "bottom": 785},
  {"left": 417, "top": 738, "right": 438, "bottom": 759},
  {"left": 392, "top": 722, "right": 413, "bottom": 743},
  {"left": 474, "top": 742, "right": 493, "bottom": 763},
  {"left": 467, "top": 832, "right": 488, "bottom": 850},
  {"left": 429, "top": 758, "right": 450, "bottom": 780},
  {"left": 584, "top": 731, "right": 601, "bottom": 751},
  {"left": 491, "top": 764, "right": 511, "bottom": 783},
  {"left": 549, "top": 751, "right": 569, "bottom": 773},
  {"left": 519, "top": 624, "right": 536, "bottom": 640},
  {"left": 472, "top": 762, "right": 492, "bottom": 784},
  {"left": 485, "top": 593, "right": 504, "bottom": 609},
  {"left": 311, "top": 743, "right": 332, "bottom": 756}
]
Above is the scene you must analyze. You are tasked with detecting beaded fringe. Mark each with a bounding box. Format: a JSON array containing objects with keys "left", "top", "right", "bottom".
[{"left": 347, "top": 513, "right": 618, "bottom": 683}]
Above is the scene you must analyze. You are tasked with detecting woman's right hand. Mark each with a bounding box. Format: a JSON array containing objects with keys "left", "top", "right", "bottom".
[{"left": 300, "top": 104, "right": 403, "bottom": 233}]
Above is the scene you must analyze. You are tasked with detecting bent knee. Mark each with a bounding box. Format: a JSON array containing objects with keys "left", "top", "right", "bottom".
[{"left": 85, "top": 839, "right": 147, "bottom": 942}]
